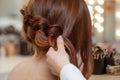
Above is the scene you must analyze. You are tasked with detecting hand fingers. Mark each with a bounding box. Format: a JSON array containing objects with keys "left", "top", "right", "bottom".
[
  {"left": 46, "top": 47, "right": 54, "bottom": 56},
  {"left": 49, "top": 67, "right": 57, "bottom": 76},
  {"left": 46, "top": 58, "right": 57, "bottom": 76},
  {"left": 57, "top": 36, "right": 65, "bottom": 51},
  {"left": 47, "top": 47, "right": 54, "bottom": 52}
]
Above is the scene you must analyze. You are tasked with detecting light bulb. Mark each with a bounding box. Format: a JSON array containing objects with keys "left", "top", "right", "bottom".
[
  {"left": 97, "top": 26, "right": 104, "bottom": 32},
  {"left": 116, "top": 12, "right": 120, "bottom": 18},
  {"left": 97, "top": 0, "right": 104, "bottom": 5},
  {"left": 95, "top": 6, "right": 104, "bottom": 14},
  {"left": 94, "top": 22, "right": 101, "bottom": 28},
  {"left": 88, "top": 5, "right": 93, "bottom": 11},
  {"left": 88, "top": 0, "right": 95, "bottom": 5},
  {"left": 116, "top": 30, "right": 120, "bottom": 36},
  {"left": 95, "top": 14, "right": 104, "bottom": 23}
]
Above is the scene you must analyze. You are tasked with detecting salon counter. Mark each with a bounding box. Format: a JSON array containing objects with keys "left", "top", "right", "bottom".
[{"left": 89, "top": 74, "right": 120, "bottom": 80}]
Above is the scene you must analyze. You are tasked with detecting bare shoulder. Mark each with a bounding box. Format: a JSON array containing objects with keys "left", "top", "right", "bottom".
[
  {"left": 7, "top": 58, "right": 32, "bottom": 80},
  {"left": 7, "top": 57, "right": 57, "bottom": 80}
]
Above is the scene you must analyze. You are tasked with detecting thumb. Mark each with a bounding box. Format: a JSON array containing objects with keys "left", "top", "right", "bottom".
[
  {"left": 57, "top": 36, "right": 65, "bottom": 51},
  {"left": 46, "top": 47, "right": 54, "bottom": 55}
]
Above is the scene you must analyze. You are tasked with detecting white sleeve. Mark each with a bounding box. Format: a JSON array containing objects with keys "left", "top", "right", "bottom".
[{"left": 60, "top": 64, "right": 86, "bottom": 80}]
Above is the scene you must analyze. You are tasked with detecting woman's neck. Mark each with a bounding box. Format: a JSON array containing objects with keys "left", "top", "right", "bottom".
[{"left": 33, "top": 48, "right": 46, "bottom": 60}]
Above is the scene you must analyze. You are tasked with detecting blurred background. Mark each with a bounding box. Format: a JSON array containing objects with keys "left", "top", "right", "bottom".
[{"left": 0, "top": 0, "right": 120, "bottom": 80}]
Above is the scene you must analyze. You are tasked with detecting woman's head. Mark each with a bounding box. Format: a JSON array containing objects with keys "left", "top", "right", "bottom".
[{"left": 21, "top": 0, "right": 93, "bottom": 79}]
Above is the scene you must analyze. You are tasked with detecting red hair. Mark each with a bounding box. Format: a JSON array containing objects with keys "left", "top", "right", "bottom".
[{"left": 21, "top": 0, "right": 93, "bottom": 79}]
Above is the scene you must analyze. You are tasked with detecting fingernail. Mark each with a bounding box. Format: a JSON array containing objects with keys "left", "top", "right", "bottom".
[{"left": 58, "top": 36, "right": 63, "bottom": 40}]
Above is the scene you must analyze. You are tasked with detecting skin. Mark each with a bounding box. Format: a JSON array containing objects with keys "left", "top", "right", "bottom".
[
  {"left": 8, "top": 53, "right": 57, "bottom": 80},
  {"left": 46, "top": 36, "right": 70, "bottom": 76},
  {"left": 8, "top": 36, "right": 83, "bottom": 80}
]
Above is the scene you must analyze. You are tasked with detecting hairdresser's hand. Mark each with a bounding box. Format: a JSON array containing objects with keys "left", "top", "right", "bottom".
[{"left": 46, "top": 36, "right": 70, "bottom": 76}]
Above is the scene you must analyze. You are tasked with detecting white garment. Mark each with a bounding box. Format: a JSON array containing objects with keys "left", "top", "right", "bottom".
[{"left": 60, "top": 64, "right": 86, "bottom": 80}]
